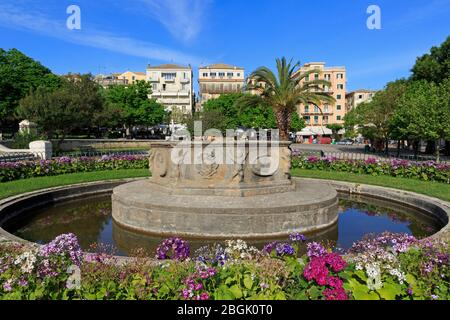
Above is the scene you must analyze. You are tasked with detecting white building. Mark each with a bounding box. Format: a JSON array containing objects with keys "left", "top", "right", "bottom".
[{"left": 146, "top": 64, "right": 194, "bottom": 118}]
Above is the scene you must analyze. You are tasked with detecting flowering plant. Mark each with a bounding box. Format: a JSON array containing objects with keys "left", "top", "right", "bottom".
[
  {"left": 292, "top": 156, "right": 450, "bottom": 184},
  {"left": 156, "top": 237, "right": 190, "bottom": 261},
  {"left": 0, "top": 155, "right": 148, "bottom": 182}
]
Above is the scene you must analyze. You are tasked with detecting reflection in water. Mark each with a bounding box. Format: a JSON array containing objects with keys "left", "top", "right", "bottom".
[{"left": 9, "top": 193, "right": 442, "bottom": 257}]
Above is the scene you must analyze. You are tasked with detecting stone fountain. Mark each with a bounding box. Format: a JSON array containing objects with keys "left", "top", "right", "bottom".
[{"left": 112, "top": 140, "right": 338, "bottom": 239}]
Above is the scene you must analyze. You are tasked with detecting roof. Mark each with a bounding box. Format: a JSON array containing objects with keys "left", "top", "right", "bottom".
[
  {"left": 147, "top": 64, "right": 191, "bottom": 70},
  {"left": 122, "top": 71, "right": 146, "bottom": 75},
  {"left": 200, "top": 63, "right": 244, "bottom": 70},
  {"left": 346, "top": 89, "right": 378, "bottom": 96}
]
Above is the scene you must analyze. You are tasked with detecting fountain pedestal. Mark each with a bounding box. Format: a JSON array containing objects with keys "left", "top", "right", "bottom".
[{"left": 112, "top": 141, "right": 338, "bottom": 238}]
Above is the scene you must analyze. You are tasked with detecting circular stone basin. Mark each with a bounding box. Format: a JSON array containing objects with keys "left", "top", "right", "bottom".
[
  {"left": 4, "top": 191, "right": 443, "bottom": 256},
  {"left": 112, "top": 179, "right": 339, "bottom": 239}
]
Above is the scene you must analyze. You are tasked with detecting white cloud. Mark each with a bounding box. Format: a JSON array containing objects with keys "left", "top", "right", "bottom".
[
  {"left": 0, "top": 1, "right": 204, "bottom": 65},
  {"left": 138, "top": 0, "right": 212, "bottom": 42}
]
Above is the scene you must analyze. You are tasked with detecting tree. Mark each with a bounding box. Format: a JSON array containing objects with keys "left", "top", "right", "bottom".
[
  {"left": 351, "top": 80, "right": 408, "bottom": 152},
  {"left": 185, "top": 109, "right": 228, "bottom": 136},
  {"left": 248, "top": 57, "right": 335, "bottom": 140},
  {"left": 0, "top": 48, "right": 61, "bottom": 126},
  {"left": 391, "top": 80, "right": 450, "bottom": 161},
  {"left": 203, "top": 93, "right": 243, "bottom": 129},
  {"left": 411, "top": 36, "right": 450, "bottom": 84},
  {"left": 199, "top": 93, "right": 305, "bottom": 133},
  {"left": 326, "top": 124, "right": 344, "bottom": 141},
  {"left": 103, "top": 81, "right": 166, "bottom": 134},
  {"left": 234, "top": 94, "right": 276, "bottom": 129},
  {"left": 17, "top": 75, "right": 103, "bottom": 145}
]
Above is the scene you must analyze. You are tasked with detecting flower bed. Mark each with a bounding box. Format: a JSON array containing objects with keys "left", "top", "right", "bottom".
[
  {"left": 0, "top": 155, "right": 149, "bottom": 183},
  {"left": 1, "top": 232, "right": 448, "bottom": 300},
  {"left": 292, "top": 156, "right": 450, "bottom": 184}
]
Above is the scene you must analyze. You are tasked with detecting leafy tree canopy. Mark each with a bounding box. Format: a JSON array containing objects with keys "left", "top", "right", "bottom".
[
  {"left": 0, "top": 48, "right": 61, "bottom": 124},
  {"left": 103, "top": 81, "right": 166, "bottom": 128},
  {"left": 411, "top": 36, "right": 450, "bottom": 84},
  {"left": 17, "top": 75, "right": 103, "bottom": 140}
]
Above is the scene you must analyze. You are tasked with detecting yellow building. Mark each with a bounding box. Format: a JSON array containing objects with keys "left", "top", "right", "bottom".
[
  {"left": 198, "top": 63, "right": 245, "bottom": 107},
  {"left": 117, "top": 71, "right": 146, "bottom": 84},
  {"left": 294, "top": 62, "right": 347, "bottom": 127}
]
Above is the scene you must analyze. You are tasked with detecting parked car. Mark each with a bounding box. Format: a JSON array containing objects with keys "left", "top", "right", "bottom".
[{"left": 336, "top": 139, "right": 354, "bottom": 145}]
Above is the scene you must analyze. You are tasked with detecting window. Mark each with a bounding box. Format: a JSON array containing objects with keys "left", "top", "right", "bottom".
[
  {"left": 314, "top": 74, "right": 319, "bottom": 80},
  {"left": 210, "top": 72, "right": 217, "bottom": 77},
  {"left": 304, "top": 116, "right": 310, "bottom": 123},
  {"left": 227, "top": 72, "right": 233, "bottom": 77},
  {"left": 162, "top": 73, "right": 176, "bottom": 80},
  {"left": 219, "top": 72, "right": 225, "bottom": 77},
  {"left": 337, "top": 94, "right": 342, "bottom": 100},
  {"left": 152, "top": 83, "right": 158, "bottom": 90},
  {"left": 336, "top": 73, "right": 344, "bottom": 79},
  {"left": 132, "top": 76, "right": 136, "bottom": 81},
  {"left": 323, "top": 116, "right": 329, "bottom": 124},
  {"left": 305, "top": 75, "right": 310, "bottom": 81},
  {"left": 337, "top": 116, "right": 342, "bottom": 121},
  {"left": 182, "top": 106, "right": 186, "bottom": 112},
  {"left": 202, "top": 73, "right": 208, "bottom": 77},
  {"left": 237, "top": 73, "right": 241, "bottom": 77},
  {"left": 324, "top": 74, "right": 331, "bottom": 80},
  {"left": 337, "top": 84, "right": 344, "bottom": 90},
  {"left": 324, "top": 105, "right": 329, "bottom": 113},
  {"left": 314, "top": 105, "right": 320, "bottom": 113},
  {"left": 314, "top": 116, "right": 319, "bottom": 124},
  {"left": 162, "top": 84, "right": 166, "bottom": 91},
  {"left": 304, "top": 105, "right": 310, "bottom": 113},
  {"left": 237, "top": 84, "right": 241, "bottom": 91},
  {"left": 337, "top": 105, "right": 342, "bottom": 111},
  {"left": 358, "top": 94, "right": 363, "bottom": 99}
]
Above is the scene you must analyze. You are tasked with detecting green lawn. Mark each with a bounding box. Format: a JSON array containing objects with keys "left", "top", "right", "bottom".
[
  {"left": 292, "top": 168, "right": 450, "bottom": 202},
  {"left": 0, "top": 169, "right": 150, "bottom": 200},
  {"left": 1, "top": 168, "right": 449, "bottom": 203}
]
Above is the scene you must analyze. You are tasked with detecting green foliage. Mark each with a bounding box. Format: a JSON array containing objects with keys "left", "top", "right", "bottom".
[
  {"left": 103, "top": 81, "right": 166, "bottom": 128},
  {"left": 194, "top": 93, "right": 305, "bottom": 134},
  {"left": 0, "top": 48, "right": 61, "bottom": 124},
  {"left": 411, "top": 36, "right": 450, "bottom": 83},
  {"left": 17, "top": 75, "right": 104, "bottom": 140},
  {"left": 11, "top": 132, "right": 45, "bottom": 149}
]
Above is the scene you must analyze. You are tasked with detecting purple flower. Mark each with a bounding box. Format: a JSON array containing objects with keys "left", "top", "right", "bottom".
[
  {"left": 3, "top": 281, "right": 13, "bottom": 292},
  {"left": 275, "top": 243, "right": 295, "bottom": 257},
  {"left": 156, "top": 237, "right": 190, "bottom": 261},
  {"left": 289, "top": 233, "right": 307, "bottom": 243},
  {"left": 307, "top": 242, "right": 327, "bottom": 258}
]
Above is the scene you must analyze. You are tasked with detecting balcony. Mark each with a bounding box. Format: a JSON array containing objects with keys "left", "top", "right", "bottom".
[
  {"left": 180, "top": 78, "right": 190, "bottom": 84},
  {"left": 147, "top": 76, "right": 159, "bottom": 82}
]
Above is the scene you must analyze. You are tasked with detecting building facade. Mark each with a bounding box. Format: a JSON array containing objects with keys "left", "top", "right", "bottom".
[
  {"left": 146, "top": 64, "right": 194, "bottom": 117},
  {"left": 346, "top": 89, "right": 377, "bottom": 111},
  {"left": 198, "top": 64, "right": 245, "bottom": 107},
  {"left": 294, "top": 62, "right": 347, "bottom": 127},
  {"left": 118, "top": 71, "right": 146, "bottom": 84}
]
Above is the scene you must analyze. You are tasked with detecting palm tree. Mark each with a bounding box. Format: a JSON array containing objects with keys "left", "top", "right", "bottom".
[{"left": 247, "top": 57, "right": 335, "bottom": 141}]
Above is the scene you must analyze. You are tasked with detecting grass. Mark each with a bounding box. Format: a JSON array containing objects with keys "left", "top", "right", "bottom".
[
  {"left": 292, "top": 168, "right": 450, "bottom": 202},
  {"left": 1, "top": 167, "right": 448, "bottom": 203},
  {"left": 0, "top": 169, "right": 150, "bottom": 200}
]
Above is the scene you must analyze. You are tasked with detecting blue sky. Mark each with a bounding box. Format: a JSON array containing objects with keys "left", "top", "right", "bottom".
[{"left": 0, "top": 0, "right": 449, "bottom": 92}]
